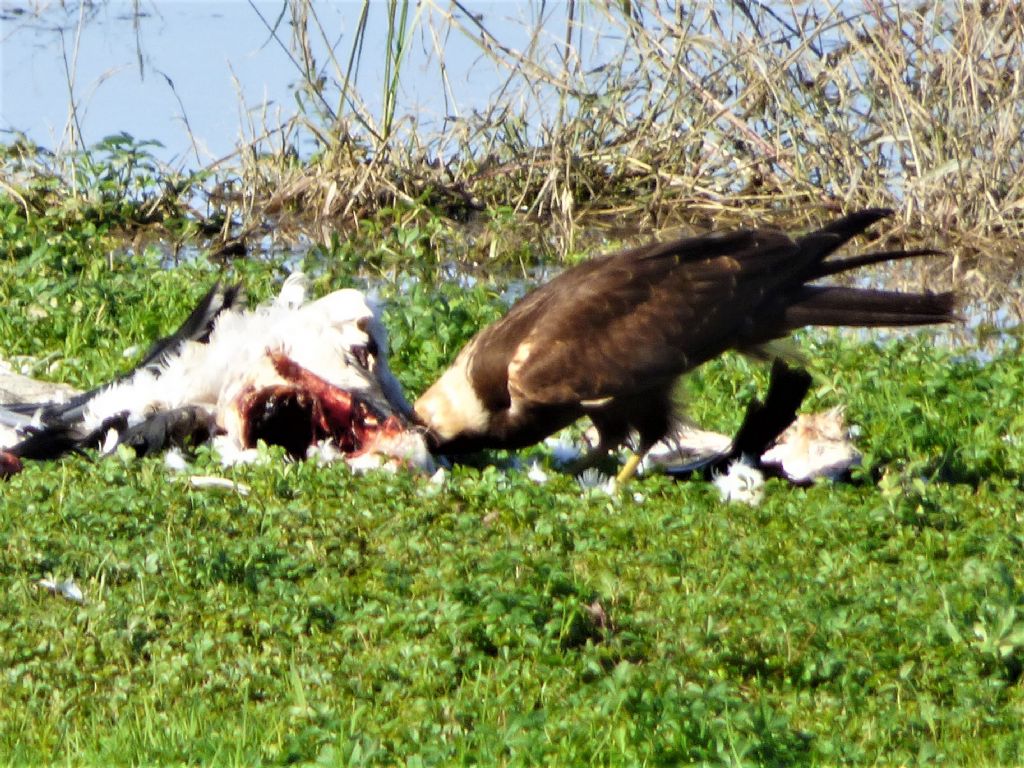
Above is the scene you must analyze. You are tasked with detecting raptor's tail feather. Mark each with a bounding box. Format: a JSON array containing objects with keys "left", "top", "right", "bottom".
[{"left": 782, "top": 286, "right": 957, "bottom": 329}]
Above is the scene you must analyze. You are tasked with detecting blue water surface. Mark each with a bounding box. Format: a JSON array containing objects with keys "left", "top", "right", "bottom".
[{"left": 0, "top": 1, "right": 539, "bottom": 167}]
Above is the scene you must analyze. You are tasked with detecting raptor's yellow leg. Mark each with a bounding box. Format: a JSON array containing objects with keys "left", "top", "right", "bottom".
[{"left": 615, "top": 452, "right": 644, "bottom": 485}]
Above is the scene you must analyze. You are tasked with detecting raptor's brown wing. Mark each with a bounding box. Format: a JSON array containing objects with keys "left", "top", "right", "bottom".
[{"left": 470, "top": 228, "right": 808, "bottom": 408}]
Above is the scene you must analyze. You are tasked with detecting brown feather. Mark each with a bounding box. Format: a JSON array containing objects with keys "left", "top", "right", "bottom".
[{"left": 414, "top": 209, "right": 956, "bottom": 458}]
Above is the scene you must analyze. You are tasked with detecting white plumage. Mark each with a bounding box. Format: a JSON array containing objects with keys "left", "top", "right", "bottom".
[
  {"left": 6, "top": 275, "right": 432, "bottom": 473},
  {"left": 89, "top": 284, "right": 385, "bottom": 414}
]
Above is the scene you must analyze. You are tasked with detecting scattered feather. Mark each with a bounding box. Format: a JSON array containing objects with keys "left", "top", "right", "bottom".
[
  {"left": 527, "top": 461, "right": 549, "bottom": 484},
  {"left": 644, "top": 424, "right": 732, "bottom": 470},
  {"left": 577, "top": 468, "right": 617, "bottom": 496},
  {"left": 713, "top": 459, "right": 765, "bottom": 505},
  {"left": 306, "top": 439, "right": 344, "bottom": 466},
  {"left": 163, "top": 448, "right": 188, "bottom": 472},
  {"left": 347, "top": 452, "right": 388, "bottom": 474},
  {"left": 37, "top": 577, "right": 85, "bottom": 604},
  {"left": 420, "top": 466, "right": 448, "bottom": 497},
  {"left": 211, "top": 435, "right": 262, "bottom": 466},
  {"left": 583, "top": 599, "right": 611, "bottom": 631}
]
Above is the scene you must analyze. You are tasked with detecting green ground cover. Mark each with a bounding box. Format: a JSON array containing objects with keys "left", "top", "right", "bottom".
[{"left": 2, "top": 180, "right": 1024, "bottom": 765}]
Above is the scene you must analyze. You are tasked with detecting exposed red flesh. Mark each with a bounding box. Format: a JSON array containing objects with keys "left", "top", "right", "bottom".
[
  {"left": 0, "top": 450, "right": 23, "bottom": 479},
  {"left": 234, "top": 350, "right": 396, "bottom": 459}
]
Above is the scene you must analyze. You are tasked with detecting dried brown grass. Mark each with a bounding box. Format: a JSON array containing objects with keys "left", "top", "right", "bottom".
[
  {"left": 232, "top": 3, "right": 1021, "bottom": 272},
  {"left": 11, "top": 1, "right": 1021, "bottom": 305}
]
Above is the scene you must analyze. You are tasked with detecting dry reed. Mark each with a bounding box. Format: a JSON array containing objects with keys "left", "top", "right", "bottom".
[{"left": 5, "top": 1, "right": 1022, "bottom": 305}]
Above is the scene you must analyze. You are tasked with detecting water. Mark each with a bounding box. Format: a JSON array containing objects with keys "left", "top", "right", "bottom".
[
  {"left": 4, "top": 2, "right": 298, "bottom": 164},
  {"left": 2, "top": 2, "right": 868, "bottom": 166},
  {"left": 0, "top": 1, "right": 541, "bottom": 166}
]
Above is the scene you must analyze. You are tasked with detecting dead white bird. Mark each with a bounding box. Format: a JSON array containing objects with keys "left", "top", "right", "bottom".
[
  {"left": 633, "top": 364, "right": 860, "bottom": 486},
  {"left": 760, "top": 407, "right": 861, "bottom": 483},
  {"left": 0, "top": 275, "right": 433, "bottom": 474},
  {"left": 644, "top": 406, "right": 861, "bottom": 486}
]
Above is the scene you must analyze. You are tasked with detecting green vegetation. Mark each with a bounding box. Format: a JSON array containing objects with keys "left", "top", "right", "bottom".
[
  {"left": 2, "top": 312, "right": 1024, "bottom": 765},
  {"left": 3, "top": 2, "right": 1024, "bottom": 764},
  {"left": 3, "top": 201, "right": 1024, "bottom": 762}
]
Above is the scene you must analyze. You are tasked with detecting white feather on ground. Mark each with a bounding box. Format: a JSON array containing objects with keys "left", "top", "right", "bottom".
[{"left": 713, "top": 459, "right": 766, "bottom": 505}]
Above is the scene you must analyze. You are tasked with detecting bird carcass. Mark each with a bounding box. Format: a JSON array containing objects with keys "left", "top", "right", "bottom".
[{"left": 0, "top": 275, "right": 432, "bottom": 476}]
